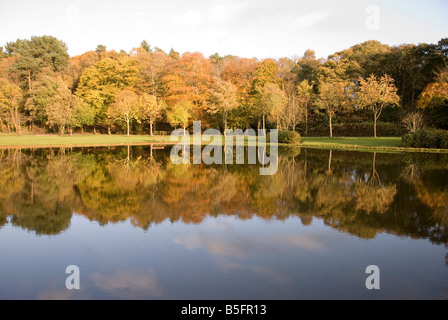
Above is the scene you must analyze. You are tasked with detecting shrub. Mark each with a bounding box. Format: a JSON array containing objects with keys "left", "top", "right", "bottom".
[
  {"left": 401, "top": 133, "right": 414, "bottom": 147},
  {"left": 402, "top": 128, "right": 448, "bottom": 149},
  {"left": 267, "top": 130, "right": 301, "bottom": 144}
]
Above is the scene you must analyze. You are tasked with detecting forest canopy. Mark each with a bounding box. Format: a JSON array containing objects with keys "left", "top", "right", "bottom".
[{"left": 1, "top": 36, "right": 447, "bottom": 136}]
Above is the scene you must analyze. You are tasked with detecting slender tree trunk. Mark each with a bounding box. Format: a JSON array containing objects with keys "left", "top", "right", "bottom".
[
  {"left": 374, "top": 115, "right": 377, "bottom": 138},
  {"left": 223, "top": 113, "right": 227, "bottom": 136},
  {"left": 329, "top": 113, "right": 333, "bottom": 138},
  {"left": 183, "top": 124, "right": 186, "bottom": 136},
  {"left": 127, "top": 119, "right": 130, "bottom": 136},
  {"left": 305, "top": 105, "right": 308, "bottom": 136},
  {"left": 262, "top": 114, "right": 266, "bottom": 133},
  {"left": 150, "top": 121, "right": 153, "bottom": 136},
  {"left": 27, "top": 70, "right": 32, "bottom": 91}
]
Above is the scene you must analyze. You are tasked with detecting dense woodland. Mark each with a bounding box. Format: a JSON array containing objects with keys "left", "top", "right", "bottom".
[{"left": 0, "top": 36, "right": 447, "bottom": 137}]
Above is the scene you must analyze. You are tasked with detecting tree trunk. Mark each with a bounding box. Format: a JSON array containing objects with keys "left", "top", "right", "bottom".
[
  {"left": 223, "top": 115, "right": 227, "bottom": 136},
  {"left": 150, "top": 122, "right": 153, "bottom": 136},
  {"left": 223, "top": 111, "right": 227, "bottom": 135},
  {"left": 183, "top": 124, "right": 186, "bottom": 136},
  {"left": 305, "top": 108, "right": 308, "bottom": 136},
  {"left": 374, "top": 115, "right": 377, "bottom": 138},
  {"left": 262, "top": 114, "right": 266, "bottom": 133},
  {"left": 329, "top": 114, "right": 333, "bottom": 138},
  {"left": 127, "top": 119, "right": 130, "bottom": 136},
  {"left": 27, "top": 70, "right": 32, "bottom": 91}
]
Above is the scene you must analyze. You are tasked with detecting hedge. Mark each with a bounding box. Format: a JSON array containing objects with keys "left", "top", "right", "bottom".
[
  {"left": 298, "top": 122, "right": 402, "bottom": 137},
  {"left": 402, "top": 128, "right": 448, "bottom": 149},
  {"left": 267, "top": 130, "right": 301, "bottom": 144}
]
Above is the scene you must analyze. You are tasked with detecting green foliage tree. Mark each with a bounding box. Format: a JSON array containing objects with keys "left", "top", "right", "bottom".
[
  {"left": 166, "top": 100, "right": 192, "bottom": 135},
  {"left": 7, "top": 36, "right": 70, "bottom": 91}
]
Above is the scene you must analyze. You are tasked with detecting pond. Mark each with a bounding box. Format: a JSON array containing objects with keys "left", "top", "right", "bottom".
[{"left": 0, "top": 145, "right": 447, "bottom": 299}]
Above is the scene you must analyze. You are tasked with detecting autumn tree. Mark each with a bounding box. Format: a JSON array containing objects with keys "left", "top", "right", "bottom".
[
  {"left": 256, "top": 83, "right": 287, "bottom": 131},
  {"left": 317, "top": 80, "right": 352, "bottom": 137},
  {"left": 138, "top": 93, "right": 165, "bottom": 136},
  {"left": 166, "top": 100, "right": 192, "bottom": 135},
  {"left": 76, "top": 57, "right": 139, "bottom": 131},
  {"left": 107, "top": 89, "right": 140, "bottom": 136},
  {"left": 131, "top": 46, "right": 168, "bottom": 96},
  {"left": 69, "top": 51, "right": 98, "bottom": 91},
  {"left": 357, "top": 74, "right": 400, "bottom": 137},
  {"left": 45, "top": 83, "right": 78, "bottom": 135},
  {"left": 160, "top": 52, "right": 212, "bottom": 122},
  {"left": 0, "top": 78, "right": 23, "bottom": 133},
  {"left": 221, "top": 56, "right": 257, "bottom": 128},
  {"left": 296, "top": 80, "right": 315, "bottom": 135},
  {"left": 208, "top": 78, "right": 239, "bottom": 133},
  {"left": 417, "top": 67, "right": 448, "bottom": 108},
  {"left": 278, "top": 57, "right": 301, "bottom": 131}
]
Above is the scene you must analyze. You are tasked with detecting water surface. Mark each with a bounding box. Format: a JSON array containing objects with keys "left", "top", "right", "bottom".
[{"left": 0, "top": 146, "right": 447, "bottom": 299}]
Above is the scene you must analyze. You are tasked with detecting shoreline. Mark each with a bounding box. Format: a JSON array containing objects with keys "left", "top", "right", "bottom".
[{"left": 0, "top": 134, "right": 447, "bottom": 153}]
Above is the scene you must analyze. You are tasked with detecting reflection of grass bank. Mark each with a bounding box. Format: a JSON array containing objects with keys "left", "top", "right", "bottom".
[{"left": 1, "top": 134, "right": 447, "bottom": 153}]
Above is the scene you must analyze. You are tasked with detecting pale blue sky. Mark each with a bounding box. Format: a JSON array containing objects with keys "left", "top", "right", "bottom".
[{"left": 0, "top": 0, "right": 446, "bottom": 59}]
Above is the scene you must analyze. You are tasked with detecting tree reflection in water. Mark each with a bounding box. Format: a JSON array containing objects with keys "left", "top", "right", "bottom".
[{"left": 0, "top": 145, "right": 447, "bottom": 249}]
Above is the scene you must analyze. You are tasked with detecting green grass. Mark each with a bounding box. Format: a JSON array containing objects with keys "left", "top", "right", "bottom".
[
  {"left": 0, "top": 134, "right": 172, "bottom": 147},
  {"left": 0, "top": 134, "right": 446, "bottom": 153},
  {"left": 302, "top": 137, "right": 402, "bottom": 147}
]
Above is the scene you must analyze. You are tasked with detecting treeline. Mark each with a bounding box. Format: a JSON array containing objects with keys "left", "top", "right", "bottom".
[{"left": 0, "top": 36, "right": 447, "bottom": 136}]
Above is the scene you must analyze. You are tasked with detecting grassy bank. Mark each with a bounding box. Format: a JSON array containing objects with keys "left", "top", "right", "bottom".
[
  {"left": 0, "top": 134, "right": 447, "bottom": 153},
  {"left": 301, "top": 137, "right": 448, "bottom": 153},
  {"left": 0, "top": 134, "right": 172, "bottom": 148}
]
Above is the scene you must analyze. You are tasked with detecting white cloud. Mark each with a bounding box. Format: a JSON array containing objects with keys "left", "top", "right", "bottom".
[
  {"left": 291, "top": 11, "right": 333, "bottom": 28},
  {"left": 208, "top": 1, "right": 250, "bottom": 21},
  {"left": 172, "top": 9, "right": 204, "bottom": 27},
  {"left": 92, "top": 269, "right": 162, "bottom": 299}
]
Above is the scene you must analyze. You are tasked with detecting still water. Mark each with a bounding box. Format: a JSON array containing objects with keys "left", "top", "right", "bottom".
[{"left": 0, "top": 145, "right": 447, "bottom": 299}]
